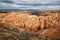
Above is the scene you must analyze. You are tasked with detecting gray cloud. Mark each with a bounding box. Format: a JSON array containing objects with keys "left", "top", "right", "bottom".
[{"left": 0, "top": 0, "right": 60, "bottom": 10}]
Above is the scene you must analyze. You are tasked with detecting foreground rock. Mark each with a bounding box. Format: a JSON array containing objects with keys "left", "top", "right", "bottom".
[{"left": 0, "top": 24, "right": 60, "bottom": 40}]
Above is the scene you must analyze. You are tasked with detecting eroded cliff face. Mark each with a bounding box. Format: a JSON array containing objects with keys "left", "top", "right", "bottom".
[{"left": 0, "top": 10, "right": 60, "bottom": 39}]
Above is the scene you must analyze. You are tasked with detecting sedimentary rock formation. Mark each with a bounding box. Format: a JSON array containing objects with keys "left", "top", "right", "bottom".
[{"left": 0, "top": 10, "right": 60, "bottom": 40}]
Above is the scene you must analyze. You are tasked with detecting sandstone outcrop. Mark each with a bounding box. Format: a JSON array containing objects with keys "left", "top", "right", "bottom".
[{"left": 0, "top": 10, "right": 60, "bottom": 40}]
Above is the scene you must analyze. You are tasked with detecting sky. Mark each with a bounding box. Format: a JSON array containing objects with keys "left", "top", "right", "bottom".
[{"left": 0, "top": 0, "right": 60, "bottom": 10}]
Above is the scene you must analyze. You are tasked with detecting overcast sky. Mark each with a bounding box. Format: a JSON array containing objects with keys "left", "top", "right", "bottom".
[{"left": 0, "top": 0, "right": 60, "bottom": 10}]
